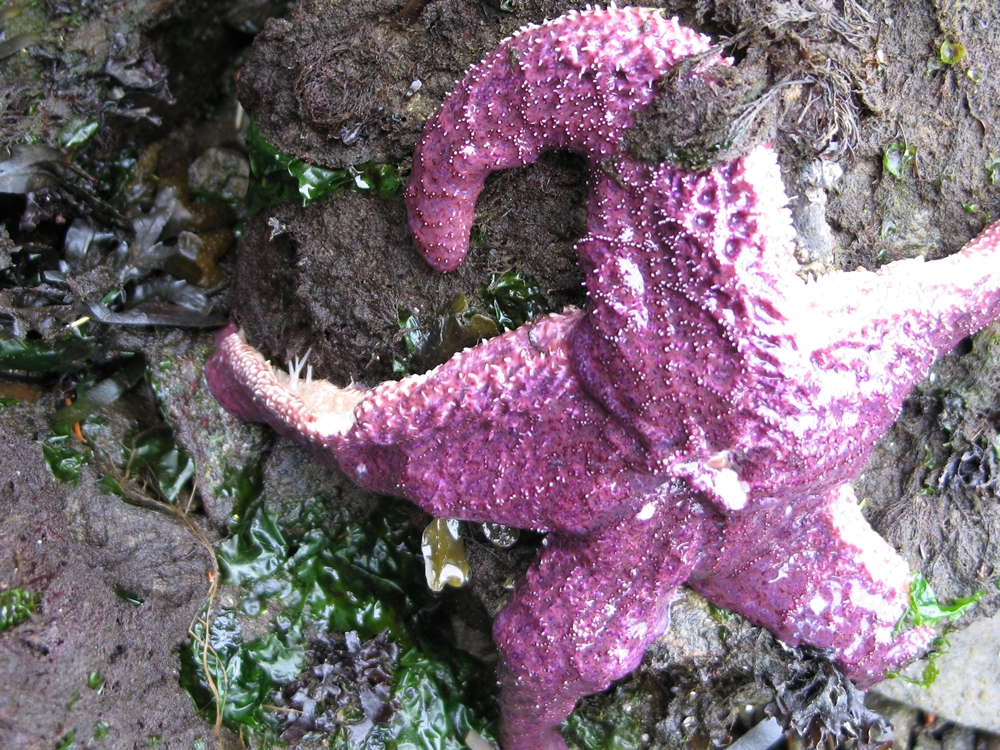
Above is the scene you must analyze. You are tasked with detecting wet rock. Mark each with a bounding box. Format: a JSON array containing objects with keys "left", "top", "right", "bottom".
[
  {"left": 261, "top": 438, "right": 381, "bottom": 526},
  {"left": 943, "top": 726, "right": 980, "bottom": 750},
  {"left": 793, "top": 159, "right": 843, "bottom": 271},
  {"left": 0, "top": 225, "right": 14, "bottom": 271},
  {"left": 239, "top": 0, "right": 583, "bottom": 168},
  {"left": 871, "top": 610, "right": 1000, "bottom": 735},
  {"left": 229, "top": 160, "right": 587, "bottom": 383},
  {"left": 0, "top": 412, "right": 224, "bottom": 748},
  {"left": 864, "top": 693, "right": 922, "bottom": 749},
  {"left": 142, "top": 328, "right": 270, "bottom": 524},
  {"left": 1, "top": 0, "right": 242, "bottom": 154},
  {"left": 188, "top": 146, "right": 250, "bottom": 203}
]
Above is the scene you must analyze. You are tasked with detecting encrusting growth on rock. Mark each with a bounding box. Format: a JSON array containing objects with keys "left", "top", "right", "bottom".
[{"left": 206, "top": 7, "right": 1000, "bottom": 749}]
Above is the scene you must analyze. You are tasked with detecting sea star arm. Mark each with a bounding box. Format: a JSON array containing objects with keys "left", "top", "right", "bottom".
[
  {"left": 805, "top": 220, "right": 1000, "bottom": 382},
  {"left": 687, "top": 483, "right": 934, "bottom": 687},
  {"left": 493, "top": 486, "right": 705, "bottom": 750},
  {"left": 738, "top": 219, "right": 1000, "bottom": 492},
  {"left": 405, "top": 7, "right": 717, "bottom": 271},
  {"left": 205, "top": 312, "right": 653, "bottom": 533}
]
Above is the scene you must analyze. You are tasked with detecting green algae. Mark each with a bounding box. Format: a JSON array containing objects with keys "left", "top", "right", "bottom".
[
  {"left": 563, "top": 684, "right": 645, "bottom": 750},
  {"left": 373, "top": 649, "right": 495, "bottom": 750},
  {"left": 86, "top": 670, "right": 106, "bottom": 693},
  {"left": 985, "top": 155, "right": 1000, "bottom": 185},
  {"left": 59, "top": 118, "right": 99, "bottom": 149},
  {"left": 392, "top": 308, "right": 424, "bottom": 376},
  {"left": 481, "top": 269, "right": 548, "bottom": 332},
  {"left": 886, "top": 635, "right": 949, "bottom": 689},
  {"left": 0, "top": 335, "right": 96, "bottom": 373},
  {"left": 393, "top": 269, "right": 551, "bottom": 375},
  {"left": 885, "top": 574, "right": 982, "bottom": 688},
  {"left": 883, "top": 142, "right": 917, "bottom": 181},
  {"left": 123, "top": 427, "right": 195, "bottom": 503},
  {"left": 179, "top": 495, "right": 498, "bottom": 746},
  {"left": 96, "top": 152, "right": 138, "bottom": 197},
  {"left": 112, "top": 582, "right": 144, "bottom": 607},
  {"left": 245, "top": 118, "right": 402, "bottom": 215},
  {"left": 938, "top": 41, "right": 966, "bottom": 66},
  {"left": 394, "top": 294, "right": 498, "bottom": 375},
  {"left": 897, "top": 572, "right": 982, "bottom": 632},
  {"left": 0, "top": 586, "right": 39, "bottom": 630},
  {"left": 42, "top": 430, "right": 92, "bottom": 483}
]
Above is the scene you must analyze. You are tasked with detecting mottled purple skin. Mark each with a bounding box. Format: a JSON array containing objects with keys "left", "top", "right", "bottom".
[{"left": 206, "top": 7, "right": 1000, "bottom": 749}]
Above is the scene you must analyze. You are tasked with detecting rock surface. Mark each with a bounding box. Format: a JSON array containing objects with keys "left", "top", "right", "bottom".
[
  {"left": 872, "top": 609, "right": 1000, "bottom": 735},
  {"left": 0, "top": 417, "right": 219, "bottom": 749}
]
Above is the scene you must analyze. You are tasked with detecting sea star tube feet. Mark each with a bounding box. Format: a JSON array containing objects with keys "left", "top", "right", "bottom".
[{"left": 206, "top": 6, "right": 1000, "bottom": 748}]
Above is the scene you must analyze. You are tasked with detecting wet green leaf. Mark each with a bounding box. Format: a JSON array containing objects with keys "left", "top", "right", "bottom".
[
  {"left": 217, "top": 463, "right": 264, "bottom": 519},
  {"left": 60, "top": 118, "right": 99, "bottom": 149},
  {"left": 482, "top": 269, "right": 549, "bottom": 331},
  {"left": 182, "top": 609, "right": 272, "bottom": 730},
  {"left": 985, "top": 155, "right": 1000, "bottom": 186},
  {"left": 393, "top": 309, "right": 424, "bottom": 376},
  {"left": 244, "top": 118, "right": 402, "bottom": 215},
  {"left": 87, "top": 670, "right": 106, "bottom": 693},
  {"left": 0, "top": 586, "right": 39, "bottom": 630},
  {"left": 180, "top": 500, "right": 497, "bottom": 743},
  {"left": 42, "top": 433, "right": 91, "bottom": 482},
  {"left": 0, "top": 335, "right": 95, "bottom": 373},
  {"left": 883, "top": 142, "right": 916, "bottom": 180},
  {"left": 938, "top": 40, "right": 966, "bottom": 66},
  {"left": 96, "top": 475, "right": 125, "bottom": 497},
  {"left": 887, "top": 636, "right": 949, "bottom": 688},
  {"left": 113, "top": 583, "right": 144, "bottom": 607},
  {"left": 374, "top": 649, "right": 497, "bottom": 749},
  {"left": 903, "top": 572, "right": 982, "bottom": 628},
  {"left": 126, "top": 428, "right": 195, "bottom": 502},
  {"left": 399, "top": 309, "right": 423, "bottom": 356},
  {"left": 98, "top": 152, "right": 137, "bottom": 197},
  {"left": 218, "top": 509, "right": 287, "bottom": 587},
  {"left": 707, "top": 602, "right": 733, "bottom": 621}
]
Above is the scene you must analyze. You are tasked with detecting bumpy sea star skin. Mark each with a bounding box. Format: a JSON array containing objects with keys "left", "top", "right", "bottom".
[{"left": 206, "top": 7, "right": 1000, "bottom": 749}]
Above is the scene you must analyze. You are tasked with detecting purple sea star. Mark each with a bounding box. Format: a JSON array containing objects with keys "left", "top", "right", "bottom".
[{"left": 206, "top": 7, "right": 1000, "bottom": 749}]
